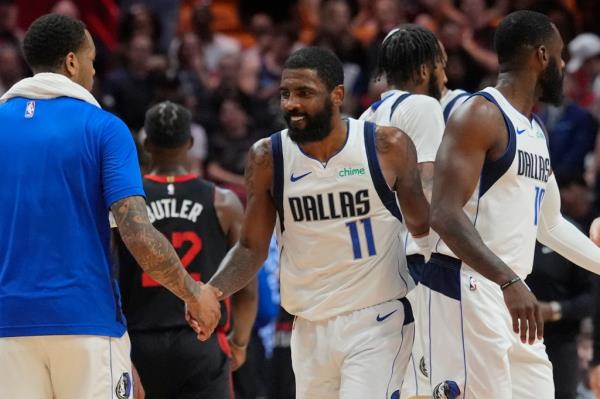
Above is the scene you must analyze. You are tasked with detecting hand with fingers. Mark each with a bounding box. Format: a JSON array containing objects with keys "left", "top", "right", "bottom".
[
  {"left": 184, "top": 283, "right": 223, "bottom": 341},
  {"left": 228, "top": 337, "right": 248, "bottom": 371},
  {"left": 502, "top": 278, "right": 544, "bottom": 344}
]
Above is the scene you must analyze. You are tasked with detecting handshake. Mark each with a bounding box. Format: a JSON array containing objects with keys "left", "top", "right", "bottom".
[{"left": 184, "top": 282, "right": 223, "bottom": 340}]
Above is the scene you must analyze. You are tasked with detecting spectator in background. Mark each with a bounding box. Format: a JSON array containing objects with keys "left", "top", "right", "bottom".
[
  {"left": 537, "top": 76, "right": 598, "bottom": 177},
  {"left": 118, "top": 3, "right": 162, "bottom": 52},
  {"left": 312, "top": 0, "right": 367, "bottom": 116},
  {"left": 137, "top": 74, "right": 208, "bottom": 175},
  {"left": 50, "top": 0, "right": 79, "bottom": 19},
  {"left": 438, "top": 18, "right": 493, "bottom": 91},
  {"left": 365, "top": 0, "right": 406, "bottom": 77},
  {"left": 239, "top": 13, "right": 275, "bottom": 95},
  {"left": 526, "top": 171, "right": 595, "bottom": 399},
  {"left": 191, "top": 4, "right": 240, "bottom": 73},
  {"left": 351, "top": 0, "right": 378, "bottom": 47},
  {"left": 206, "top": 97, "right": 257, "bottom": 203},
  {"left": 0, "top": 43, "right": 25, "bottom": 95},
  {"left": 172, "top": 31, "right": 214, "bottom": 126},
  {"left": 565, "top": 33, "right": 600, "bottom": 119},
  {"left": 103, "top": 33, "right": 165, "bottom": 131},
  {"left": 253, "top": 22, "right": 299, "bottom": 102},
  {"left": 0, "top": 0, "right": 21, "bottom": 49},
  {"left": 120, "top": 0, "right": 180, "bottom": 53}
]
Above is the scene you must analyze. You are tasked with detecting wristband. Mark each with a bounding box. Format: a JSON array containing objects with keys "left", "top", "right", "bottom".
[
  {"left": 500, "top": 276, "right": 521, "bottom": 291},
  {"left": 549, "top": 301, "right": 562, "bottom": 321}
]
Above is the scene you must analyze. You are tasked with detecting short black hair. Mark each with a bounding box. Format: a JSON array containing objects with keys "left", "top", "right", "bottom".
[
  {"left": 375, "top": 24, "right": 442, "bottom": 86},
  {"left": 283, "top": 46, "right": 344, "bottom": 91},
  {"left": 23, "top": 14, "right": 87, "bottom": 71},
  {"left": 145, "top": 101, "right": 192, "bottom": 148},
  {"left": 494, "top": 10, "right": 556, "bottom": 68}
]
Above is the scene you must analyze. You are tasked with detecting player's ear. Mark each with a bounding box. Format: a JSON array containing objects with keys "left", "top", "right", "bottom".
[
  {"left": 143, "top": 137, "right": 151, "bottom": 152},
  {"left": 331, "top": 84, "right": 344, "bottom": 107},
  {"left": 537, "top": 45, "right": 549, "bottom": 68},
  {"left": 63, "top": 51, "right": 78, "bottom": 79},
  {"left": 188, "top": 136, "right": 194, "bottom": 150},
  {"left": 418, "top": 63, "right": 428, "bottom": 83}
]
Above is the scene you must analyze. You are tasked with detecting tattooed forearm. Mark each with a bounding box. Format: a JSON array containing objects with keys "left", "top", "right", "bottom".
[
  {"left": 209, "top": 243, "right": 265, "bottom": 298},
  {"left": 112, "top": 196, "right": 198, "bottom": 301}
]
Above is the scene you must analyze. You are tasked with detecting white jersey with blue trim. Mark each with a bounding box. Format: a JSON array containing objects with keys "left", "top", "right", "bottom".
[
  {"left": 440, "top": 88, "right": 470, "bottom": 123},
  {"left": 435, "top": 87, "right": 551, "bottom": 279},
  {"left": 359, "top": 89, "right": 445, "bottom": 257},
  {"left": 271, "top": 118, "right": 412, "bottom": 321}
]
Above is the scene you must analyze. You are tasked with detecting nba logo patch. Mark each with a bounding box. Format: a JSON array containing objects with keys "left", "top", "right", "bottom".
[
  {"left": 469, "top": 276, "right": 478, "bottom": 291},
  {"left": 115, "top": 372, "right": 131, "bottom": 399},
  {"left": 24, "top": 100, "right": 35, "bottom": 118}
]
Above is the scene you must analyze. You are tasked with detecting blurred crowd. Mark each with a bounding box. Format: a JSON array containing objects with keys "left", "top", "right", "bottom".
[{"left": 4, "top": 0, "right": 600, "bottom": 398}]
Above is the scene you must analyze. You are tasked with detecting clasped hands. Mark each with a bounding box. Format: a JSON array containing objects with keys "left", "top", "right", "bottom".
[{"left": 184, "top": 282, "right": 223, "bottom": 341}]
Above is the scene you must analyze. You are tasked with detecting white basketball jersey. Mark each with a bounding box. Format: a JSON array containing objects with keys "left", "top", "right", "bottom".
[
  {"left": 435, "top": 87, "right": 551, "bottom": 279},
  {"left": 440, "top": 88, "right": 470, "bottom": 123},
  {"left": 359, "top": 89, "right": 445, "bottom": 257},
  {"left": 271, "top": 118, "right": 412, "bottom": 321}
]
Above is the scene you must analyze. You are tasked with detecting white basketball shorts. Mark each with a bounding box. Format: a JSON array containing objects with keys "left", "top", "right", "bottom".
[
  {"left": 419, "top": 254, "right": 554, "bottom": 399},
  {"left": 0, "top": 332, "right": 135, "bottom": 399},
  {"left": 291, "top": 298, "right": 415, "bottom": 399}
]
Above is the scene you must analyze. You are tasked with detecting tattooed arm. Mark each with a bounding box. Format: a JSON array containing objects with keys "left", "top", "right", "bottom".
[
  {"left": 111, "top": 195, "right": 221, "bottom": 338},
  {"left": 376, "top": 126, "right": 429, "bottom": 237},
  {"left": 208, "top": 138, "right": 277, "bottom": 298},
  {"left": 215, "top": 187, "right": 258, "bottom": 370}
]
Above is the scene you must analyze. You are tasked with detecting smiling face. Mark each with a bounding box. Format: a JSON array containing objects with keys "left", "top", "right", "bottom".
[{"left": 280, "top": 68, "right": 340, "bottom": 144}]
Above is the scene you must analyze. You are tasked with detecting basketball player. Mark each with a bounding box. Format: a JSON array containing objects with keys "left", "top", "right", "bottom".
[
  {"left": 117, "top": 101, "right": 257, "bottom": 398},
  {"left": 426, "top": 11, "right": 600, "bottom": 398},
  {"left": 359, "top": 24, "right": 445, "bottom": 399},
  {"left": 0, "top": 14, "right": 220, "bottom": 399},
  {"left": 197, "top": 47, "right": 431, "bottom": 398}
]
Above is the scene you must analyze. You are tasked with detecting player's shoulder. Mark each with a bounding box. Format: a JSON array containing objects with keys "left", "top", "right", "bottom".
[
  {"left": 450, "top": 93, "right": 503, "bottom": 124},
  {"left": 84, "top": 104, "right": 130, "bottom": 134},
  {"left": 403, "top": 93, "right": 442, "bottom": 109},
  {"left": 250, "top": 136, "right": 273, "bottom": 161},
  {"left": 373, "top": 124, "right": 411, "bottom": 152},
  {"left": 214, "top": 185, "right": 244, "bottom": 214},
  {"left": 393, "top": 94, "right": 443, "bottom": 122}
]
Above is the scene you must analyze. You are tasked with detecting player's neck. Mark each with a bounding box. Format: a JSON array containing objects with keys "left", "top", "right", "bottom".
[
  {"left": 299, "top": 117, "right": 348, "bottom": 165},
  {"left": 495, "top": 72, "right": 538, "bottom": 118},
  {"left": 148, "top": 163, "right": 190, "bottom": 176}
]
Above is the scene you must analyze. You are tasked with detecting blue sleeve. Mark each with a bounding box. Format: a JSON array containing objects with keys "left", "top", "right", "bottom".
[{"left": 100, "top": 115, "right": 145, "bottom": 207}]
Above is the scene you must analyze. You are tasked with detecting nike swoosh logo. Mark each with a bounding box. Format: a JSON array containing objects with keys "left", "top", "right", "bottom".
[
  {"left": 290, "top": 171, "right": 312, "bottom": 182},
  {"left": 516, "top": 128, "right": 526, "bottom": 135},
  {"left": 376, "top": 309, "right": 398, "bottom": 322}
]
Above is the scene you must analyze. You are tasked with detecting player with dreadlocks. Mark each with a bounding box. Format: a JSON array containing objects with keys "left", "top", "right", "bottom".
[
  {"left": 359, "top": 24, "right": 447, "bottom": 399},
  {"left": 116, "top": 101, "right": 258, "bottom": 398}
]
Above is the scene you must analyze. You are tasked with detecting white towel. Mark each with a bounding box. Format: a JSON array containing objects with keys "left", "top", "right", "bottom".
[{"left": 0, "top": 72, "right": 101, "bottom": 108}]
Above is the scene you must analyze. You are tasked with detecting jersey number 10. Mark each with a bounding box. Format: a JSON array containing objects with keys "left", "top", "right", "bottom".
[
  {"left": 346, "top": 217, "right": 376, "bottom": 259},
  {"left": 534, "top": 186, "right": 545, "bottom": 226}
]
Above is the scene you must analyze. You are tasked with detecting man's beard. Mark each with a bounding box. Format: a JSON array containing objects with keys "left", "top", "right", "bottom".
[
  {"left": 427, "top": 70, "right": 442, "bottom": 101},
  {"left": 539, "top": 57, "right": 564, "bottom": 106},
  {"left": 285, "top": 98, "right": 334, "bottom": 144}
]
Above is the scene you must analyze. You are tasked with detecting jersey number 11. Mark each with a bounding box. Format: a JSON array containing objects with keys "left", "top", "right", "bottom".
[{"left": 346, "top": 217, "right": 376, "bottom": 259}]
